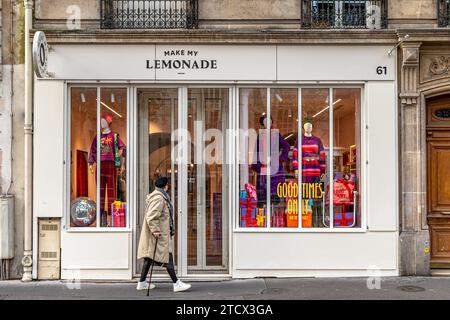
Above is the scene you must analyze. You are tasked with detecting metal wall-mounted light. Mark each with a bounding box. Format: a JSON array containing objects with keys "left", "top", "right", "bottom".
[{"left": 387, "top": 34, "right": 410, "bottom": 57}]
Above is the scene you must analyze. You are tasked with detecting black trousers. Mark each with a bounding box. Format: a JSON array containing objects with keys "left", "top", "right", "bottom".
[{"left": 139, "top": 253, "right": 178, "bottom": 283}]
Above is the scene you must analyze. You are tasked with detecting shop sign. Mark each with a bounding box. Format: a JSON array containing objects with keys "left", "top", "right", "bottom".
[
  {"left": 33, "top": 31, "right": 51, "bottom": 78},
  {"left": 47, "top": 44, "right": 394, "bottom": 81},
  {"left": 146, "top": 50, "right": 218, "bottom": 70},
  {"left": 154, "top": 45, "right": 276, "bottom": 80}
]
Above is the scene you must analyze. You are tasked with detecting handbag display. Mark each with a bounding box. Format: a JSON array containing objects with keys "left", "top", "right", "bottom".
[{"left": 326, "top": 179, "right": 355, "bottom": 205}]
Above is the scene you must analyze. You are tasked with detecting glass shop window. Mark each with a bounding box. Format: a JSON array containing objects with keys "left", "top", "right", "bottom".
[
  {"left": 238, "top": 87, "right": 361, "bottom": 229},
  {"left": 70, "top": 87, "right": 128, "bottom": 228}
]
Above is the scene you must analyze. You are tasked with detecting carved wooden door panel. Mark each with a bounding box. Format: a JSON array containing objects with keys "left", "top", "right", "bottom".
[{"left": 427, "top": 95, "right": 450, "bottom": 268}]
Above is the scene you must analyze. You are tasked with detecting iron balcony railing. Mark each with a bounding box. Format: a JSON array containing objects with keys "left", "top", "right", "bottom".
[
  {"left": 438, "top": 0, "right": 450, "bottom": 27},
  {"left": 100, "top": 0, "right": 198, "bottom": 29},
  {"left": 301, "top": 0, "right": 388, "bottom": 29}
]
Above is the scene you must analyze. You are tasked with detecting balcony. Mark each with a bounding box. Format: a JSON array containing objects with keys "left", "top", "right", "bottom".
[
  {"left": 100, "top": 0, "right": 198, "bottom": 29},
  {"left": 301, "top": 0, "right": 388, "bottom": 29},
  {"left": 438, "top": 0, "right": 450, "bottom": 27}
]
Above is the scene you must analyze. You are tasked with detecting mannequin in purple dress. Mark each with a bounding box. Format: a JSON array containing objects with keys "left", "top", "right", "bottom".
[{"left": 251, "top": 115, "right": 290, "bottom": 208}]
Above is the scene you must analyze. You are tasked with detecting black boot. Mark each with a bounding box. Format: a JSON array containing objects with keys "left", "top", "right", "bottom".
[{"left": 101, "top": 211, "right": 108, "bottom": 227}]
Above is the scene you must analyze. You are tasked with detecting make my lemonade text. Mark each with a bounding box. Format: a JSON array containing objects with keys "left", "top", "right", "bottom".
[
  {"left": 276, "top": 182, "right": 324, "bottom": 213},
  {"left": 146, "top": 49, "right": 218, "bottom": 70},
  {"left": 146, "top": 59, "right": 218, "bottom": 70}
]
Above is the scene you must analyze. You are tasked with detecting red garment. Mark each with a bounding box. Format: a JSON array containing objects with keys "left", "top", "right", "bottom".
[
  {"left": 76, "top": 150, "right": 88, "bottom": 197},
  {"left": 293, "top": 135, "right": 327, "bottom": 183},
  {"left": 98, "top": 161, "right": 116, "bottom": 214}
]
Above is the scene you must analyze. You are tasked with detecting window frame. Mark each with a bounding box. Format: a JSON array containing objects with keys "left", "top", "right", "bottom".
[
  {"left": 63, "top": 83, "right": 367, "bottom": 234},
  {"left": 64, "top": 84, "right": 133, "bottom": 232},
  {"left": 234, "top": 85, "right": 367, "bottom": 233},
  {"left": 305, "top": 0, "right": 386, "bottom": 29}
]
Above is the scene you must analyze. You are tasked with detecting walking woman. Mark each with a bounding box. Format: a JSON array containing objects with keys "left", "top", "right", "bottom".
[{"left": 137, "top": 176, "right": 191, "bottom": 292}]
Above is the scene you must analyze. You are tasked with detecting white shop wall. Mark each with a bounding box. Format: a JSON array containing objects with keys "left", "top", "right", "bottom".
[
  {"left": 232, "top": 81, "right": 399, "bottom": 277},
  {"left": 33, "top": 80, "right": 133, "bottom": 280},
  {"left": 33, "top": 80, "right": 64, "bottom": 219},
  {"left": 366, "top": 81, "right": 398, "bottom": 231},
  {"left": 233, "top": 233, "right": 398, "bottom": 277}
]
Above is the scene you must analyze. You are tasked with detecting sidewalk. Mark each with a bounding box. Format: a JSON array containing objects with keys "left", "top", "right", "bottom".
[{"left": 1, "top": 277, "right": 450, "bottom": 300}]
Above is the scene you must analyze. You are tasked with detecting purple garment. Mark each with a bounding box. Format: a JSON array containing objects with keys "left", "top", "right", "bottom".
[
  {"left": 88, "top": 131, "right": 126, "bottom": 164},
  {"left": 251, "top": 130, "right": 290, "bottom": 201}
]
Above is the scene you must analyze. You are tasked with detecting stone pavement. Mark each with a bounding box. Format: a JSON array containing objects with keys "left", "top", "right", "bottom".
[{"left": 0, "top": 277, "right": 450, "bottom": 300}]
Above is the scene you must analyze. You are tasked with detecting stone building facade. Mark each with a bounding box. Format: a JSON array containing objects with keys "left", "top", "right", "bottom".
[
  {"left": 0, "top": 0, "right": 25, "bottom": 280},
  {"left": 2, "top": 0, "right": 450, "bottom": 280}
]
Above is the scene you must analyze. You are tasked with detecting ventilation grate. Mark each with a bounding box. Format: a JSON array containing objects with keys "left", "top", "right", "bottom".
[
  {"left": 41, "top": 224, "right": 58, "bottom": 231},
  {"left": 40, "top": 251, "right": 58, "bottom": 259}
]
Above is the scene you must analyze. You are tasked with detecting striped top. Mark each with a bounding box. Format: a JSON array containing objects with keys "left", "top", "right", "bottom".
[{"left": 293, "top": 135, "right": 327, "bottom": 183}]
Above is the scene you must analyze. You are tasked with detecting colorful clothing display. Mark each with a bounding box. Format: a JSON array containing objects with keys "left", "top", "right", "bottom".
[
  {"left": 293, "top": 135, "right": 327, "bottom": 183},
  {"left": 99, "top": 161, "right": 116, "bottom": 215},
  {"left": 251, "top": 130, "right": 290, "bottom": 206},
  {"left": 88, "top": 131, "right": 127, "bottom": 224},
  {"left": 88, "top": 131, "right": 126, "bottom": 166}
]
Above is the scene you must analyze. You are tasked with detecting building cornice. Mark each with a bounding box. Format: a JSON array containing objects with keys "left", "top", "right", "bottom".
[
  {"left": 33, "top": 29, "right": 399, "bottom": 45},
  {"left": 397, "top": 29, "right": 450, "bottom": 43}
]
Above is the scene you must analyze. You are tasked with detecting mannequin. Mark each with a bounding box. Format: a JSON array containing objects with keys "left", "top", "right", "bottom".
[
  {"left": 251, "top": 115, "right": 290, "bottom": 208},
  {"left": 293, "top": 117, "right": 326, "bottom": 184},
  {"left": 293, "top": 117, "right": 326, "bottom": 227},
  {"left": 88, "top": 114, "right": 126, "bottom": 227},
  {"left": 304, "top": 122, "right": 313, "bottom": 137}
]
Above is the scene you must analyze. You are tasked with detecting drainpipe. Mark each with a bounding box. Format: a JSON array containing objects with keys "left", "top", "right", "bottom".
[{"left": 22, "top": 0, "right": 33, "bottom": 282}]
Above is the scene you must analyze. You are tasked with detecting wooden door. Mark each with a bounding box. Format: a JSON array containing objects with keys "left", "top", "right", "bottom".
[{"left": 427, "top": 95, "right": 450, "bottom": 268}]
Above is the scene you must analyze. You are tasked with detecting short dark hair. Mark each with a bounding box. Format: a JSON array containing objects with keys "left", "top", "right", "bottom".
[
  {"left": 155, "top": 176, "right": 169, "bottom": 188},
  {"left": 259, "top": 114, "right": 273, "bottom": 126}
]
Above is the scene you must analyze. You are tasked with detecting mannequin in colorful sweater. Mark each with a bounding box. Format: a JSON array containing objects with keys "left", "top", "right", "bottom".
[
  {"left": 293, "top": 117, "right": 327, "bottom": 184},
  {"left": 293, "top": 117, "right": 327, "bottom": 227},
  {"left": 251, "top": 115, "right": 290, "bottom": 207},
  {"left": 88, "top": 114, "right": 126, "bottom": 226}
]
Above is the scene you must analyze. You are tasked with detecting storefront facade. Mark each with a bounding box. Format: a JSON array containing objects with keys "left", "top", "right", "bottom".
[
  {"left": 32, "top": 42, "right": 399, "bottom": 280},
  {"left": 398, "top": 30, "right": 450, "bottom": 276}
]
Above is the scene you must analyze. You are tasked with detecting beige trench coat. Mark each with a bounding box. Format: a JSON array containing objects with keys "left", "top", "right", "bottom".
[{"left": 137, "top": 189, "right": 171, "bottom": 264}]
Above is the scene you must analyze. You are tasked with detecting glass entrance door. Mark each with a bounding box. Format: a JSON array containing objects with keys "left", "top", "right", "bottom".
[
  {"left": 136, "top": 87, "right": 229, "bottom": 277},
  {"left": 137, "top": 88, "right": 179, "bottom": 276},
  {"left": 186, "top": 88, "right": 229, "bottom": 273}
]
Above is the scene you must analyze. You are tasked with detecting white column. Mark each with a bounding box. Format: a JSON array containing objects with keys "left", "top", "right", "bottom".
[{"left": 22, "top": 0, "right": 34, "bottom": 282}]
